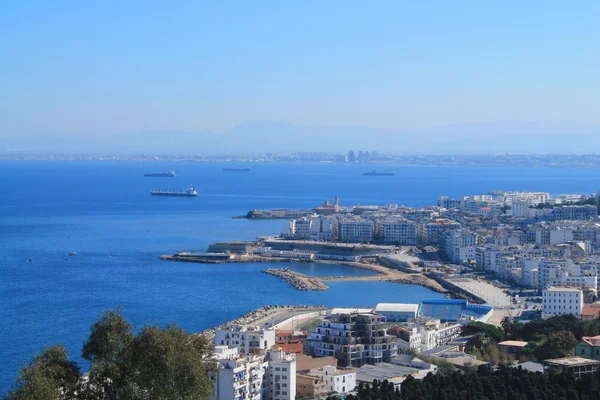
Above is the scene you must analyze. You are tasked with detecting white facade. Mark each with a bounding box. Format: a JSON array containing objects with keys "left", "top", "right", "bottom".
[
  {"left": 382, "top": 219, "right": 417, "bottom": 245},
  {"left": 440, "top": 229, "right": 476, "bottom": 264},
  {"left": 512, "top": 200, "right": 535, "bottom": 218},
  {"left": 265, "top": 350, "right": 296, "bottom": 400},
  {"left": 213, "top": 351, "right": 268, "bottom": 400},
  {"left": 338, "top": 220, "right": 374, "bottom": 243},
  {"left": 542, "top": 287, "right": 584, "bottom": 318},
  {"left": 214, "top": 325, "right": 276, "bottom": 355},
  {"left": 536, "top": 227, "right": 574, "bottom": 246},
  {"left": 418, "top": 219, "right": 461, "bottom": 245},
  {"left": 375, "top": 303, "right": 419, "bottom": 322},
  {"left": 307, "top": 365, "right": 356, "bottom": 395},
  {"left": 282, "top": 216, "right": 334, "bottom": 241},
  {"left": 212, "top": 347, "right": 297, "bottom": 400},
  {"left": 392, "top": 319, "right": 461, "bottom": 353}
]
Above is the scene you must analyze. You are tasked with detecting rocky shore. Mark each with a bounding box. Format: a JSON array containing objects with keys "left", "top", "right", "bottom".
[{"left": 263, "top": 268, "right": 329, "bottom": 291}]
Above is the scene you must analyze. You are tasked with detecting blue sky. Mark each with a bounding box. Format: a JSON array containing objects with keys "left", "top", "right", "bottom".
[{"left": 1, "top": 1, "right": 599, "bottom": 137}]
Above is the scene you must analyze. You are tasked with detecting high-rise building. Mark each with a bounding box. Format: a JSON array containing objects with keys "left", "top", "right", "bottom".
[{"left": 348, "top": 150, "right": 356, "bottom": 163}]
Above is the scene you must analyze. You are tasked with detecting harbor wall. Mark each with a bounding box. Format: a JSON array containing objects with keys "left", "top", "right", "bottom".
[
  {"left": 270, "top": 310, "right": 327, "bottom": 330},
  {"left": 379, "top": 256, "right": 420, "bottom": 273},
  {"left": 428, "top": 274, "right": 486, "bottom": 304}
]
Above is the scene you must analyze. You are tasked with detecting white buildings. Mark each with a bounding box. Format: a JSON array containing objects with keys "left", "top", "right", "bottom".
[
  {"left": 212, "top": 348, "right": 269, "bottom": 400},
  {"left": 418, "top": 219, "right": 461, "bottom": 245},
  {"left": 512, "top": 200, "right": 535, "bottom": 218},
  {"left": 375, "top": 303, "right": 419, "bottom": 322},
  {"left": 281, "top": 215, "right": 334, "bottom": 241},
  {"left": 542, "top": 286, "right": 584, "bottom": 318},
  {"left": 212, "top": 346, "right": 297, "bottom": 400},
  {"left": 306, "top": 365, "right": 356, "bottom": 395},
  {"left": 390, "top": 319, "right": 462, "bottom": 354},
  {"left": 214, "top": 325, "right": 277, "bottom": 355},
  {"left": 265, "top": 349, "right": 296, "bottom": 400},
  {"left": 338, "top": 219, "right": 374, "bottom": 243},
  {"left": 440, "top": 229, "right": 476, "bottom": 264},
  {"left": 381, "top": 219, "right": 417, "bottom": 245},
  {"left": 536, "top": 227, "right": 574, "bottom": 246}
]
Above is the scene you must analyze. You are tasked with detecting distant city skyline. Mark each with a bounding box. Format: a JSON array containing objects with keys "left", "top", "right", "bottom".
[{"left": 1, "top": 1, "right": 600, "bottom": 146}]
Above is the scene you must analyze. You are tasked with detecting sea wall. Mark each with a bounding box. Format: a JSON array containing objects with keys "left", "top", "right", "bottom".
[{"left": 427, "top": 274, "right": 486, "bottom": 304}]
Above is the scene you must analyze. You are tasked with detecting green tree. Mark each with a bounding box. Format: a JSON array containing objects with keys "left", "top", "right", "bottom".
[
  {"left": 5, "top": 345, "right": 80, "bottom": 400},
  {"left": 461, "top": 322, "right": 504, "bottom": 344},
  {"left": 81, "top": 309, "right": 135, "bottom": 400},
  {"left": 127, "top": 324, "right": 214, "bottom": 400},
  {"left": 534, "top": 331, "right": 578, "bottom": 361}
]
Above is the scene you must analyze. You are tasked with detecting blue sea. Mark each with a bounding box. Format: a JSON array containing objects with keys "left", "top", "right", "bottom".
[{"left": 2, "top": 161, "right": 600, "bottom": 393}]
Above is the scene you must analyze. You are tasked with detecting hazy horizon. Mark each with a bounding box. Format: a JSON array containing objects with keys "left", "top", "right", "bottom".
[{"left": 2, "top": 2, "right": 600, "bottom": 152}]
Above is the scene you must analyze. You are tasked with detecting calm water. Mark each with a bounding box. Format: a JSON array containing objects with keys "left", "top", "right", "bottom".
[{"left": 2, "top": 161, "right": 600, "bottom": 393}]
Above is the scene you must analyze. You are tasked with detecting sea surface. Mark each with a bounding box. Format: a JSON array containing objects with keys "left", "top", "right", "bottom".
[{"left": 2, "top": 161, "right": 600, "bottom": 393}]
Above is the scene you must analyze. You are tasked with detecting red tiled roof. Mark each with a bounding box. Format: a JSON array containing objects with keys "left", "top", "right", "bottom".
[{"left": 581, "top": 335, "right": 600, "bottom": 346}]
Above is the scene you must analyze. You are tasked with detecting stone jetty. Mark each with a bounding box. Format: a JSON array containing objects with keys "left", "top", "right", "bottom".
[{"left": 263, "top": 268, "right": 329, "bottom": 291}]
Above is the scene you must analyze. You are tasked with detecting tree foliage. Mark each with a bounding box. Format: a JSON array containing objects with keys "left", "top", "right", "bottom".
[
  {"left": 534, "top": 331, "right": 578, "bottom": 361},
  {"left": 462, "top": 322, "right": 505, "bottom": 344},
  {"left": 329, "top": 367, "right": 600, "bottom": 400},
  {"left": 5, "top": 345, "right": 80, "bottom": 400},
  {"left": 5, "top": 310, "right": 214, "bottom": 400}
]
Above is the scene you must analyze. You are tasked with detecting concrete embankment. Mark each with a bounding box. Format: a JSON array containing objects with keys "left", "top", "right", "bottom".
[
  {"left": 427, "top": 274, "right": 486, "bottom": 304},
  {"left": 200, "top": 305, "right": 326, "bottom": 339},
  {"left": 263, "top": 268, "right": 329, "bottom": 291}
]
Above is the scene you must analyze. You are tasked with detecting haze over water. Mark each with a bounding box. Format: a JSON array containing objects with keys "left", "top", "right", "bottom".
[{"left": 2, "top": 161, "right": 600, "bottom": 393}]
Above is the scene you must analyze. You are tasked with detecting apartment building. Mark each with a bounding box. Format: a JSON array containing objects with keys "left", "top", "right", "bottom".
[
  {"left": 212, "top": 348, "right": 269, "bottom": 400},
  {"left": 214, "top": 325, "right": 276, "bottom": 355},
  {"left": 304, "top": 312, "right": 398, "bottom": 368},
  {"left": 281, "top": 215, "right": 334, "bottom": 241},
  {"left": 389, "top": 319, "right": 462, "bottom": 354},
  {"left": 417, "top": 219, "right": 461, "bottom": 245},
  {"left": 381, "top": 219, "right": 417, "bottom": 245},
  {"left": 542, "top": 286, "right": 584, "bottom": 318},
  {"left": 439, "top": 229, "right": 476, "bottom": 264},
  {"left": 265, "top": 350, "right": 296, "bottom": 400},
  {"left": 338, "top": 219, "right": 374, "bottom": 243},
  {"left": 305, "top": 365, "right": 356, "bottom": 395}
]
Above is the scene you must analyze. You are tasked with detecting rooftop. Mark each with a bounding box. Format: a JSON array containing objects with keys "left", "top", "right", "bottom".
[
  {"left": 498, "top": 340, "right": 528, "bottom": 348},
  {"left": 355, "top": 363, "right": 419, "bottom": 383},
  {"left": 545, "top": 287, "right": 583, "bottom": 293},
  {"left": 375, "top": 303, "right": 420, "bottom": 313},
  {"left": 544, "top": 357, "right": 600, "bottom": 367}
]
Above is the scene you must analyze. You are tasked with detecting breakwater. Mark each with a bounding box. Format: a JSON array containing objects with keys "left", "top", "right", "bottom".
[{"left": 263, "top": 268, "right": 329, "bottom": 291}]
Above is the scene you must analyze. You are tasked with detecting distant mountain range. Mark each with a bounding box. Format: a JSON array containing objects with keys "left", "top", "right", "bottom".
[{"left": 1, "top": 120, "right": 600, "bottom": 154}]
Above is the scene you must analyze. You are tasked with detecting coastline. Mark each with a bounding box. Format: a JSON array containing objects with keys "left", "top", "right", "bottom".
[{"left": 161, "top": 252, "right": 453, "bottom": 297}]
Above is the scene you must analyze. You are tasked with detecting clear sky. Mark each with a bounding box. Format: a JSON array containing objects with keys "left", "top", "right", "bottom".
[{"left": 1, "top": 1, "right": 599, "bottom": 137}]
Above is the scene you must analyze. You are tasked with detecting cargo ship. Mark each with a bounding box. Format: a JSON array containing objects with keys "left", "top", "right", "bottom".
[
  {"left": 223, "top": 167, "right": 250, "bottom": 172},
  {"left": 144, "top": 170, "right": 176, "bottom": 177},
  {"left": 150, "top": 185, "right": 197, "bottom": 197},
  {"left": 363, "top": 170, "right": 395, "bottom": 176}
]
